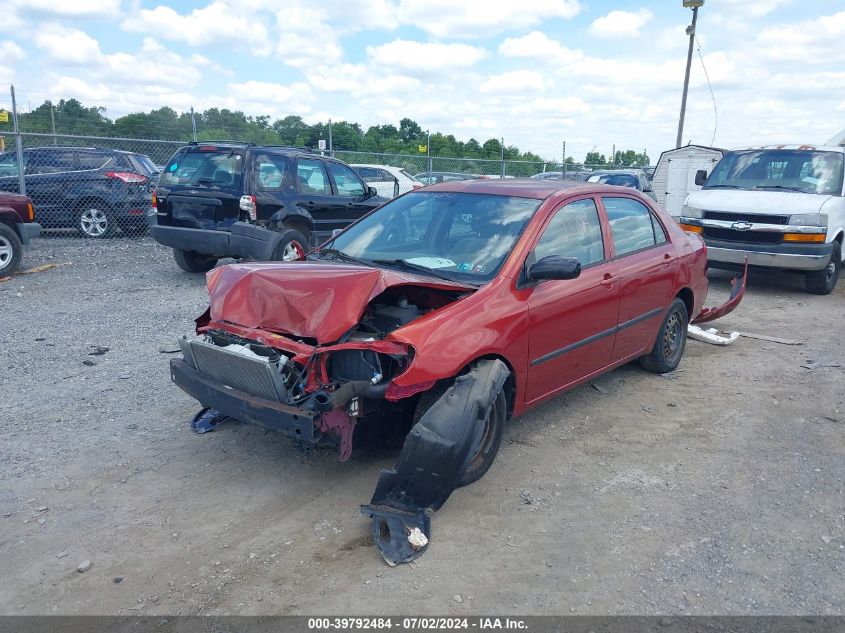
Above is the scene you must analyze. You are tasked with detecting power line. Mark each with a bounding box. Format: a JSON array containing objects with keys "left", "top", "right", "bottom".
[{"left": 695, "top": 36, "right": 718, "bottom": 147}]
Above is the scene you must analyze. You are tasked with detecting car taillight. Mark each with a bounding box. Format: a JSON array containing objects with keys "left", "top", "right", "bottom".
[
  {"left": 106, "top": 171, "right": 148, "bottom": 184},
  {"left": 239, "top": 195, "right": 257, "bottom": 221},
  {"left": 151, "top": 192, "right": 157, "bottom": 210},
  {"left": 27, "top": 202, "right": 34, "bottom": 221},
  {"left": 385, "top": 379, "right": 437, "bottom": 401}
]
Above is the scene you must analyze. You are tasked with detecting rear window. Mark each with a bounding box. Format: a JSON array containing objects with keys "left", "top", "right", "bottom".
[
  {"left": 77, "top": 152, "right": 112, "bottom": 170},
  {"left": 127, "top": 153, "right": 158, "bottom": 177},
  {"left": 159, "top": 149, "right": 243, "bottom": 191}
]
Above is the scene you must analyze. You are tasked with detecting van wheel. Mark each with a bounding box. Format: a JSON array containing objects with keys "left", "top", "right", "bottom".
[
  {"left": 173, "top": 248, "right": 217, "bottom": 273},
  {"left": 270, "top": 229, "right": 308, "bottom": 261},
  {"left": 0, "top": 223, "right": 23, "bottom": 276},
  {"left": 639, "top": 298, "right": 688, "bottom": 373},
  {"left": 805, "top": 240, "right": 840, "bottom": 295},
  {"left": 77, "top": 205, "right": 114, "bottom": 238}
]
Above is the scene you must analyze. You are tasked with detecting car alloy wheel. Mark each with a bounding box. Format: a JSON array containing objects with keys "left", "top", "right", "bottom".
[
  {"left": 0, "top": 234, "right": 13, "bottom": 269},
  {"left": 79, "top": 208, "right": 110, "bottom": 237}
]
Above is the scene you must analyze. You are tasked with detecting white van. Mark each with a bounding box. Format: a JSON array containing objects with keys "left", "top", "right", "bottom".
[{"left": 678, "top": 145, "right": 844, "bottom": 294}]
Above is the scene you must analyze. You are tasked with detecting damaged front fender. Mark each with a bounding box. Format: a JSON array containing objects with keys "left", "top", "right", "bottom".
[
  {"left": 361, "top": 359, "right": 509, "bottom": 565},
  {"left": 692, "top": 259, "right": 748, "bottom": 325}
]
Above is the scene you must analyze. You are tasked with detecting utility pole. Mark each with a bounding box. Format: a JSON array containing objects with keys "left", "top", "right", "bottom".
[
  {"left": 562, "top": 141, "right": 567, "bottom": 179},
  {"left": 190, "top": 107, "right": 197, "bottom": 141},
  {"left": 500, "top": 137, "right": 505, "bottom": 178},
  {"left": 612, "top": 144, "right": 616, "bottom": 166},
  {"left": 50, "top": 102, "right": 56, "bottom": 145},
  {"left": 427, "top": 130, "right": 432, "bottom": 174},
  {"left": 10, "top": 85, "right": 25, "bottom": 196},
  {"left": 328, "top": 119, "right": 333, "bottom": 154},
  {"left": 677, "top": 1, "right": 704, "bottom": 148}
]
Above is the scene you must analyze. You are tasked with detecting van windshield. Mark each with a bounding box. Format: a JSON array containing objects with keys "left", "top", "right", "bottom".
[
  {"left": 704, "top": 150, "right": 843, "bottom": 195},
  {"left": 159, "top": 149, "right": 243, "bottom": 191}
]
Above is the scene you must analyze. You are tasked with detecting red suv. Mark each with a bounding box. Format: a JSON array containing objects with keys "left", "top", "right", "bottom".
[{"left": 0, "top": 192, "right": 41, "bottom": 276}]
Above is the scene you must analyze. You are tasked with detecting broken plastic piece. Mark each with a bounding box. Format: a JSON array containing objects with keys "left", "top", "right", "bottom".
[
  {"left": 692, "top": 259, "right": 748, "bottom": 325},
  {"left": 190, "top": 407, "right": 232, "bottom": 434},
  {"left": 360, "top": 505, "right": 431, "bottom": 566},
  {"left": 362, "top": 360, "right": 509, "bottom": 565},
  {"left": 687, "top": 324, "right": 740, "bottom": 346}
]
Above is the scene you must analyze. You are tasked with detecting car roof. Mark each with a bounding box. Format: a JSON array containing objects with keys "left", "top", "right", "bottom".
[
  {"left": 733, "top": 144, "right": 845, "bottom": 154},
  {"left": 589, "top": 169, "right": 644, "bottom": 175},
  {"left": 421, "top": 177, "right": 634, "bottom": 199}
]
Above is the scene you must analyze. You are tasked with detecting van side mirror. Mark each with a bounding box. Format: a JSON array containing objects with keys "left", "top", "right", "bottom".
[
  {"left": 694, "top": 169, "right": 708, "bottom": 186},
  {"left": 528, "top": 255, "right": 581, "bottom": 281}
]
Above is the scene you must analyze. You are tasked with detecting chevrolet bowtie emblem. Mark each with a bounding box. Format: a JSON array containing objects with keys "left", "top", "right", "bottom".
[{"left": 731, "top": 221, "right": 753, "bottom": 231}]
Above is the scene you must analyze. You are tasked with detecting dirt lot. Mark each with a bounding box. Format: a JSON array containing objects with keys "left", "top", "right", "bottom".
[{"left": 1, "top": 237, "right": 843, "bottom": 616}]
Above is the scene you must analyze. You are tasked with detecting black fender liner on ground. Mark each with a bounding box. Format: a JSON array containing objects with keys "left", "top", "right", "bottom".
[{"left": 361, "top": 359, "right": 509, "bottom": 565}]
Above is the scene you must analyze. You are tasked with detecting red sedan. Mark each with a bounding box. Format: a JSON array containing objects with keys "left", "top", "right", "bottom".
[{"left": 170, "top": 179, "right": 744, "bottom": 564}]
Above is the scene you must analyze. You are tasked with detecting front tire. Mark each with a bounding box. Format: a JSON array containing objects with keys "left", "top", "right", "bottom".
[
  {"left": 0, "top": 223, "right": 23, "bottom": 276},
  {"left": 639, "top": 298, "right": 688, "bottom": 373},
  {"left": 805, "top": 240, "right": 840, "bottom": 295},
  {"left": 270, "top": 228, "right": 308, "bottom": 261},
  {"left": 173, "top": 248, "right": 217, "bottom": 273}
]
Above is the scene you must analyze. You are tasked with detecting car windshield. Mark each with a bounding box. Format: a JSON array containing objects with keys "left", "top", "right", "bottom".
[
  {"left": 158, "top": 148, "right": 243, "bottom": 191},
  {"left": 589, "top": 173, "right": 638, "bottom": 188},
  {"left": 704, "top": 150, "right": 844, "bottom": 195},
  {"left": 320, "top": 191, "right": 541, "bottom": 284}
]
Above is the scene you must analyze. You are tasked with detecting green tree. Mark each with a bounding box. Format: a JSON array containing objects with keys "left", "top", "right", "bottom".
[{"left": 585, "top": 151, "right": 607, "bottom": 165}]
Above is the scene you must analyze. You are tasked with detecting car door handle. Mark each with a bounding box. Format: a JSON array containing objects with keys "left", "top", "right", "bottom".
[
  {"left": 663, "top": 253, "right": 672, "bottom": 267},
  {"left": 600, "top": 273, "right": 616, "bottom": 288}
]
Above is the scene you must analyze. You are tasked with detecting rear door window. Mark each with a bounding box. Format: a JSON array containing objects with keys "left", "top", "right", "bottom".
[
  {"left": 159, "top": 149, "right": 243, "bottom": 191},
  {"left": 297, "top": 159, "right": 332, "bottom": 195},
  {"left": 253, "top": 153, "right": 289, "bottom": 191},
  {"left": 27, "top": 150, "right": 77, "bottom": 174},
  {"left": 603, "top": 197, "right": 662, "bottom": 256},
  {"left": 326, "top": 161, "right": 366, "bottom": 197}
]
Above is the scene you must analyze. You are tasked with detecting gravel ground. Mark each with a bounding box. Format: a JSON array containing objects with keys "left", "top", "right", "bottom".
[{"left": 1, "top": 237, "right": 843, "bottom": 616}]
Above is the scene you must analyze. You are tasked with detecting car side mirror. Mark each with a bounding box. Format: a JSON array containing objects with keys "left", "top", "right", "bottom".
[
  {"left": 367, "top": 186, "right": 378, "bottom": 198},
  {"left": 528, "top": 255, "right": 581, "bottom": 281},
  {"left": 643, "top": 184, "right": 653, "bottom": 192},
  {"left": 694, "top": 169, "right": 708, "bottom": 186}
]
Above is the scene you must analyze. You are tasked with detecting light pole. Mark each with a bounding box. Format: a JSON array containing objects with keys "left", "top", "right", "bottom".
[{"left": 676, "top": 0, "right": 703, "bottom": 148}]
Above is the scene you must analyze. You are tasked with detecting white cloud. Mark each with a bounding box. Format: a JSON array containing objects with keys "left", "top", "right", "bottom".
[
  {"left": 0, "top": 41, "right": 26, "bottom": 62},
  {"left": 498, "top": 31, "right": 584, "bottom": 64},
  {"left": 34, "top": 24, "right": 102, "bottom": 65},
  {"left": 757, "top": 11, "right": 845, "bottom": 63},
  {"left": 710, "top": 0, "right": 790, "bottom": 19},
  {"left": 11, "top": 0, "right": 121, "bottom": 18},
  {"left": 393, "top": 0, "right": 580, "bottom": 38},
  {"left": 122, "top": 2, "right": 272, "bottom": 56},
  {"left": 480, "top": 71, "right": 547, "bottom": 94},
  {"left": 589, "top": 9, "right": 653, "bottom": 38},
  {"left": 366, "top": 39, "right": 488, "bottom": 72},
  {"left": 221, "top": 80, "right": 314, "bottom": 116}
]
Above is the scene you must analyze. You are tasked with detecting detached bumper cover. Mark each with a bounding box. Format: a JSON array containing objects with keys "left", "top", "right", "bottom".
[
  {"left": 362, "top": 359, "right": 509, "bottom": 565},
  {"left": 170, "top": 358, "right": 318, "bottom": 441},
  {"left": 149, "top": 217, "right": 283, "bottom": 261},
  {"left": 692, "top": 259, "right": 747, "bottom": 325}
]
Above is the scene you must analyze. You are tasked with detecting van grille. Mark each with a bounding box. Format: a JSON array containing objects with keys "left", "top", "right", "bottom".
[{"left": 703, "top": 211, "right": 789, "bottom": 225}]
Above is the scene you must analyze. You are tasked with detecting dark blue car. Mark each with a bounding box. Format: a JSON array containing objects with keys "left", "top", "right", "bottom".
[{"left": 0, "top": 147, "right": 158, "bottom": 237}]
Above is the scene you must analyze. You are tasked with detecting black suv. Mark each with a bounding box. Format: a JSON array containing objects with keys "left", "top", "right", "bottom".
[
  {"left": 148, "top": 142, "right": 386, "bottom": 272},
  {"left": 0, "top": 147, "right": 158, "bottom": 237}
]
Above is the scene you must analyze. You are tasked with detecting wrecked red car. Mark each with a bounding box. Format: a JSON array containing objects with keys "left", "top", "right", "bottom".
[{"left": 169, "top": 179, "right": 744, "bottom": 564}]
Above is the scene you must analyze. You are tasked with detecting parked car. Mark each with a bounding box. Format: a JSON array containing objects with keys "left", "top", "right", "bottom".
[
  {"left": 680, "top": 144, "right": 844, "bottom": 294},
  {"left": 350, "top": 164, "right": 423, "bottom": 198},
  {"left": 0, "top": 147, "right": 158, "bottom": 237},
  {"left": 149, "top": 142, "right": 387, "bottom": 272},
  {"left": 167, "top": 178, "right": 745, "bottom": 564},
  {"left": 414, "top": 171, "right": 486, "bottom": 185},
  {"left": 0, "top": 192, "right": 41, "bottom": 276},
  {"left": 532, "top": 170, "right": 593, "bottom": 182},
  {"left": 586, "top": 169, "right": 656, "bottom": 201}
]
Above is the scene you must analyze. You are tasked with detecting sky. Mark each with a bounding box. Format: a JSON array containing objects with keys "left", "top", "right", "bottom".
[{"left": 1, "top": 0, "right": 844, "bottom": 162}]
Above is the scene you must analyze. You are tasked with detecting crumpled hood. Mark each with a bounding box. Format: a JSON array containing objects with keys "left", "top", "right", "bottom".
[
  {"left": 206, "top": 261, "right": 475, "bottom": 344},
  {"left": 686, "top": 189, "right": 832, "bottom": 215}
]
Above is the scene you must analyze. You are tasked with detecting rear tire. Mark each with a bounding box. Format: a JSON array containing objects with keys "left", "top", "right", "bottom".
[
  {"left": 173, "top": 248, "right": 217, "bottom": 273},
  {"left": 805, "top": 240, "right": 840, "bottom": 295},
  {"left": 77, "top": 204, "right": 115, "bottom": 238},
  {"left": 270, "top": 228, "right": 308, "bottom": 261},
  {"left": 0, "top": 223, "right": 23, "bottom": 276},
  {"left": 639, "top": 298, "right": 688, "bottom": 373}
]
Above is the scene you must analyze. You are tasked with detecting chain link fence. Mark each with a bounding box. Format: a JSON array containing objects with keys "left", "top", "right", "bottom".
[{"left": 1, "top": 87, "right": 649, "bottom": 240}]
